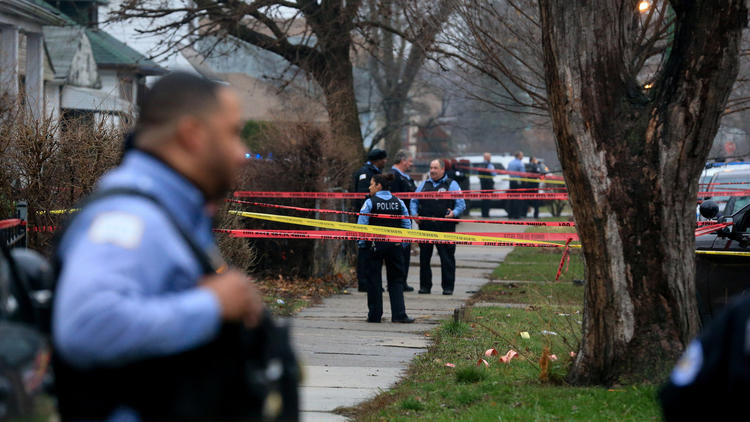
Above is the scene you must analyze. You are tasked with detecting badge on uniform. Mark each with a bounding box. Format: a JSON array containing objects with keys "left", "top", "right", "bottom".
[
  {"left": 88, "top": 212, "right": 145, "bottom": 249},
  {"left": 670, "top": 340, "right": 703, "bottom": 387},
  {"left": 359, "top": 174, "right": 367, "bottom": 180}
]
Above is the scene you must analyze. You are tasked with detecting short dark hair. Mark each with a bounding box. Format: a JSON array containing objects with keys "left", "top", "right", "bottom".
[
  {"left": 368, "top": 148, "right": 387, "bottom": 161},
  {"left": 137, "top": 72, "right": 221, "bottom": 131},
  {"left": 372, "top": 173, "right": 395, "bottom": 190}
]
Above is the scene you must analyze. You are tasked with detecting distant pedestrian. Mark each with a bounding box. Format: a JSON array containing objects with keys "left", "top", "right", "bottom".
[
  {"left": 411, "top": 159, "right": 465, "bottom": 295},
  {"left": 476, "top": 152, "right": 495, "bottom": 218},
  {"left": 389, "top": 150, "right": 417, "bottom": 292},
  {"left": 353, "top": 149, "right": 387, "bottom": 292},
  {"left": 357, "top": 174, "right": 414, "bottom": 323},
  {"left": 525, "top": 156, "right": 541, "bottom": 218},
  {"left": 507, "top": 151, "right": 525, "bottom": 219}
]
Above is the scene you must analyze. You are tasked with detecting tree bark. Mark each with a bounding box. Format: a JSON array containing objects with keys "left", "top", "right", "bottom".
[
  {"left": 317, "top": 59, "right": 365, "bottom": 172},
  {"left": 538, "top": 0, "right": 746, "bottom": 384}
]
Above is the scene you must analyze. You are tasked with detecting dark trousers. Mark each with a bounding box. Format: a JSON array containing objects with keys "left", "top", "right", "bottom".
[
  {"left": 508, "top": 181, "right": 523, "bottom": 218},
  {"left": 417, "top": 221, "right": 456, "bottom": 292},
  {"left": 419, "top": 243, "right": 456, "bottom": 293},
  {"left": 402, "top": 243, "right": 412, "bottom": 282},
  {"left": 357, "top": 247, "right": 370, "bottom": 290},
  {"left": 367, "top": 244, "right": 407, "bottom": 322},
  {"left": 481, "top": 199, "right": 491, "bottom": 217}
]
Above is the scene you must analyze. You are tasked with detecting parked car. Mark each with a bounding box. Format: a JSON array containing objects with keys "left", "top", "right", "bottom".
[
  {"left": 701, "top": 168, "right": 750, "bottom": 218},
  {"left": 454, "top": 154, "right": 533, "bottom": 214},
  {"left": 695, "top": 200, "right": 750, "bottom": 323}
]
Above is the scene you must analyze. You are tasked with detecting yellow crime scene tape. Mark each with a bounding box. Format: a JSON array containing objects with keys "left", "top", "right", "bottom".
[
  {"left": 36, "top": 209, "right": 79, "bottom": 215},
  {"left": 695, "top": 250, "right": 750, "bottom": 257},
  {"left": 475, "top": 174, "right": 567, "bottom": 185},
  {"left": 230, "top": 210, "right": 580, "bottom": 248}
]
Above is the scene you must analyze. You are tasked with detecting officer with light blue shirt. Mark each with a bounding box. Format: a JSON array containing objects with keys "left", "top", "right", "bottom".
[
  {"left": 410, "top": 159, "right": 465, "bottom": 295},
  {"left": 52, "top": 73, "right": 264, "bottom": 421},
  {"left": 357, "top": 173, "right": 414, "bottom": 323},
  {"left": 507, "top": 151, "right": 525, "bottom": 218}
]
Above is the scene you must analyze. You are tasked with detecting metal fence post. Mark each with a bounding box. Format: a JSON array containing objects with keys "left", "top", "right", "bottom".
[{"left": 15, "top": 201, "right": 27, "bottom": 248}]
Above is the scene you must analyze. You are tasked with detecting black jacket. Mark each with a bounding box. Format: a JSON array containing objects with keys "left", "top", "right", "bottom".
[
  {"left": 352, "top": 162, "right": 381, "bottom": 211},
  {"left": 390, "top": 168, "right": 417, "bottom": 211},
  {"left": 660, "top": 294, "right": 750, "bottom": 421}
]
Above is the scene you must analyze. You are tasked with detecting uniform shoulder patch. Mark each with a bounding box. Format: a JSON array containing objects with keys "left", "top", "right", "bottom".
[
  {"left": 670, "top": 340, "right": 703, "bottom": 387},
  {"left": 88, "top": 212, "right": 145, "bottom": 249}
]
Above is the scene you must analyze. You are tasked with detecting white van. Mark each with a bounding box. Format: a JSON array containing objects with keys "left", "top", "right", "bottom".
[{"left": 455, "top": 154, "right": 531, "bottom": 193}]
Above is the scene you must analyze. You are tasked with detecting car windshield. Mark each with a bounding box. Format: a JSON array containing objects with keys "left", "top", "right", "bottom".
[
  {"left": 732, "top": 196, "right": 750, "bottom": 214},
  {"left": 707, "top": 176, "right": 750, "bottom": 211}
]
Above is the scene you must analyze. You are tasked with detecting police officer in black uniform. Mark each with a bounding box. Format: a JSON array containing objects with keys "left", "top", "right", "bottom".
[
  {"left": 476, "top": 152, "right": 496, "bottom": 218},
  {"left": 660, "top": 294, "right": 750, "bottom": 421},
  {"left": 389, "top": 150, "right": 417, "bottom": 292},
  {"left": 352, "top": 149, "right": 387, "bottom": 292},
  {"left": 410, "top": 160, "right": 466, "bottom": 295},
  {"left": 357, "top": 174, "right": 414, "bottom": 323}
]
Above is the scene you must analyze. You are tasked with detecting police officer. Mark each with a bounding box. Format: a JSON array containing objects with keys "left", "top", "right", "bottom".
[
  {"left": 660, "top": 294, "right": 750, "bottom": 421},
  {"left": 353, "top": 149, "right": 387, "bottom": 292},
  {"left": 507, "top": 151, "right": 525, "bottom": 219},
  {"left": 389, "top": 150, "right": 416, "bottom": 292},
  {"left": 410, "top": 159, "right": 466, "bottom": 295},
  {"left": 476, "top": 152, "right": 496, "bottom": 218},
  {"left": 52, "top": 73, "right": 265, "bottom": 421},
  {"left": 358, "top": 173, "right": 414, "bottom": 323}
]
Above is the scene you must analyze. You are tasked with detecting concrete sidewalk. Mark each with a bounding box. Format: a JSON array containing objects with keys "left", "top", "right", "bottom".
[{"left": 291, "top": 221, "right": 524, "bottom": 422}]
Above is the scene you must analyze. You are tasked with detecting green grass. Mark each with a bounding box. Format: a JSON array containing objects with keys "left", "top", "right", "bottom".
[
  {"left": 343, "top": 222, "right": 661, "bottom": 421},
  {"left": 473, "top": 281, "right": 583, "bottom": 306},
  {"left": 492, "top": 245, "right": 583, "bottom": 283},
  {"left": 346, "top": 306, "right": 660, "bottom": 421}
]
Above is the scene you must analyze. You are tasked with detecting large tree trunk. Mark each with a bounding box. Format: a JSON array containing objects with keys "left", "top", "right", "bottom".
[
  {"left": 313, "top": 54, "right": 364, "bottom": 275},
  {"left": 538, "top": 0, "right": 746, "bottom": 384},
  {"left": 318, "top": 59, "right": 366, "bottom": 173}
]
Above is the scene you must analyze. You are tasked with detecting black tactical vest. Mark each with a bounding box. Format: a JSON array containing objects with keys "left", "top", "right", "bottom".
[
  {"left": 390, "top": 170, "right": 417, "bottom": 210},
  {"left": 369, "top": 194, "right": 404, "bottom": 229},
  {"left": 417, "top": 178, "right": 456, "bottom": 218}
]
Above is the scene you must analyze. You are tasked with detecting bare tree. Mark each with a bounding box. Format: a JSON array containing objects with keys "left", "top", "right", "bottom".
[
  {"left": 358, "top": 0, "right": 454, "bottom": 157},
  {"left": 536, "top": 0, "right": 746, "bottom": 384},
  {"left": 113, "top": 0, "right": 366, "bottom": 173}
]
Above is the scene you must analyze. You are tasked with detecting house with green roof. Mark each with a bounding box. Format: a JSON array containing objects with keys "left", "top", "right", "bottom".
[
  {"left": 0, "top": 0, "right": 164, "bottom": 128},
  {"left": 42, "top": 0, "right": 165, "bottom": 127}
]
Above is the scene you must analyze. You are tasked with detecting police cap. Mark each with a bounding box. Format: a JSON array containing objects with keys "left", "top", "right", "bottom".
[{"left": 368, "top": 149, "right": 387, "bottom": 161}]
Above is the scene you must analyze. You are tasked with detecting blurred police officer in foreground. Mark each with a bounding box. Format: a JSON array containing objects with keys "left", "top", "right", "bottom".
[
  {"left": 352, "top": 149, "right": 387, "bottom": 292},
  {"left": 52, "top": 73, "right": 265, "bottom": 421},
  {"left": 410, "top": 159, "right": 465, "bottom": 295},
  {"left": 357, "top": 174, "right": 414, "bottom": 323},
  {"left": 660, "top": 294, "right": 750, "bottom": 421},
  {"left": 389, "top": 150, "right": 416, "bottom": 292}
]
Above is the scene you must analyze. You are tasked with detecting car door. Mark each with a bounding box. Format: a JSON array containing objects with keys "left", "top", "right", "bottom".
[{"left": 697, "top": 204, "right": 750, "bottom": 320}]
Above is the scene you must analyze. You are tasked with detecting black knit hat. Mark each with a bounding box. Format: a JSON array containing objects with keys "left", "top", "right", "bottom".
[{"left": 367, "top": 148, "right": 387, "bottom": 161}]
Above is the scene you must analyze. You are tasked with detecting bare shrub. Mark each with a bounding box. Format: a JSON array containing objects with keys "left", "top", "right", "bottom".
[
  {"left": 0, "top": 100, "right": 122, "bottom": 252},
  {"left": 227, "top": 122, "right": 352, "bottom": 278}
]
